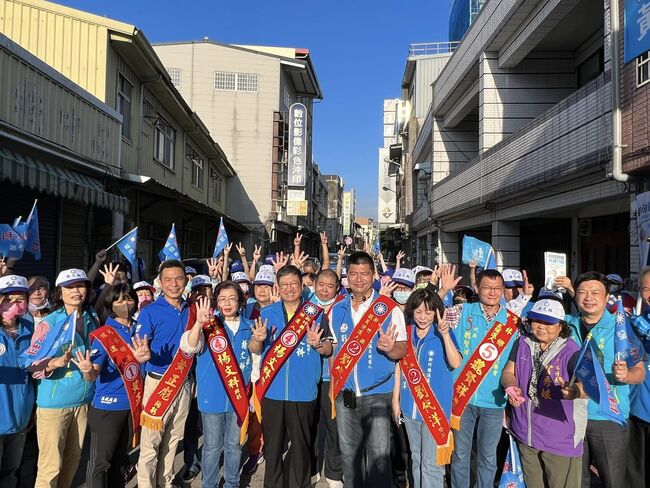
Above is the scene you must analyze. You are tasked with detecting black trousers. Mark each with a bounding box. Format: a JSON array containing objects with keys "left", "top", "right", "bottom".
[
  {"left": 86, "top": 406, "right": 132, "bottom": 488},
  {"left": 310, "top": 381, "right": 343, "bottom": 481},
  {"left": 262, "top": 398, "right": 316, "bottom": 488},
  {"left": 0, "top": 432, "right": 27, "bottom": 488},
  {"left": 582, "top": 419, "right": 629, "bottom": 488},
  {"left": 627, "top": 415, "right": 650, "bottom": 488}
]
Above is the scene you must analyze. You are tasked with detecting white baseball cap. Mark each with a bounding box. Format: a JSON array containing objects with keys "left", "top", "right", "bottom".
[
  {"left": 391, "top": 268, "right": 415, "bottom": 288},
  {"left": 191, "top": 275, "right": 212, "bottom": 290},
  {"left": 0, "top": 275, "right": 29, "bottom": 294},
  {"left": 55, "top": 269, "right": 89, "bottom": 288},
  {"left": 527, "top": 298, "right": 565, "bottom": 324},
  {"left": 254, "top": 267, "right": 275, "bottom": 286}
]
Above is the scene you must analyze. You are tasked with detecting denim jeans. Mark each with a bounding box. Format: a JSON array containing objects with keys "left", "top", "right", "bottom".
[
  {"left": 201, "top": 411, "right": 242, "bottom": 488},
  {"left": 403, "top": 417, "right": 445, "bottom": 488},
  {"left": 450, "top": 404, "right": 504, "bottom": 488},
  {"left": 335, "top": 392, "right": 392, "bottom": 488}
]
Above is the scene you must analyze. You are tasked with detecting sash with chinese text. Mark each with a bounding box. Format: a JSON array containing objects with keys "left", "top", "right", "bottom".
[
  {"left": 253, "top": 302, "right": 323, "bottom": 419},
  {"left": 90, "top": 325, "right": 144, "bottom": 447},
  {"left": 330, "top": 295, "right": 397, "bottom": 400},
  {"left": 400, "top": 325, "right": 454, "bottom": 464},
  {"left": 140, "top": 305, "right": 196, "bottom": 431},
  {"left": 451, "top": 309, "right": 520, "bottom": 429},
  {"left": 203, "top": 315, "right": 250, "bottom": 444}
]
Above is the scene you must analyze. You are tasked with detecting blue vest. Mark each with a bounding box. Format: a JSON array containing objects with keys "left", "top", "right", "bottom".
[
  {"left": 35, "top": 307, "right": 97, "bottom": 409},
  {"left": 330, "top": 292, "right": 397, "bottom": 396},
  {"left": 0, "top": 318, "right": 35, "bottom": 434},
  {"left": 260, "top": 301, "right": 323, "bottom": 402},
  {"left": 567, "top": 311, "right": 633, "bottom": 421},
  {"left": 400, "top": 324, "right": 458, "bottom": 422},
  {"left": 453, "top": 302, "right": 515, "bottom": 409},
  {"left": 631, "top": 336, "right": 650, "bottom": 422},
  {"left": 196, "top": 316, "right": 253, "bottom": 414}
]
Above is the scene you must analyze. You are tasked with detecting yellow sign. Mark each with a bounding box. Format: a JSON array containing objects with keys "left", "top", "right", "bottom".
[{"left": 287, "top": 200, "right": 308, "bottom": 216}]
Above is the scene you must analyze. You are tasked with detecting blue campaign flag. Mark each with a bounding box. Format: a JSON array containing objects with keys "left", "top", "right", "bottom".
[
  {"left": 625, "top": 0, "right": 650, "bottom": 63},
  {"left": 614, "top": 297, "right": 644, "bottom": 367},
  {"left": 573, "top": 337, "right": 627, "bottom": 426},
  {"left": 18, "top": 310, "right": 76, "bottom": 367},
  {"left": 212, "top": 217, "right": 229, "bottom": 258},
  {"left": 0, "top": 224, "right": 25, "bottom": 260},
  {"left": 24, "top": 202, "right": 41, "bottom": 260},
  {"left": 498, "top": 434, "right": 525, "bottom": 488},
  {"left": 372, "top": 238, "right": 381, "bottom": 254},
  {"left": 461, "top": 235, "right": 496, "bottom": 269},
  {"left": 158, "top": 224, "right": 181, "bottom": 262},
  {"left": 114, "top": 228, "right": 138, "bottom": 268}
]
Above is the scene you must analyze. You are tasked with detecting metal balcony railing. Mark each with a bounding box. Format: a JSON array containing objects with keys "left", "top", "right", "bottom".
[{"left": 408, "top": 42, "right": 460, "bottom": 58}]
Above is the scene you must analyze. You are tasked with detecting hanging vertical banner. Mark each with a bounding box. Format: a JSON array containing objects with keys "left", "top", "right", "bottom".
[
  {"left": 636, "top": 191, "right": 650, "bottom": 268},
  {"left": 625, "top": 0, "right": 650, "bottom": 63},
  {"left": 287, "top": 103, "right": 307, "bottom": 187}
]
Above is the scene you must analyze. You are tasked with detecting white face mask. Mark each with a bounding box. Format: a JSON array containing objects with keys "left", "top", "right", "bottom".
[
  {"left": 317, "top": 296, "right": 335, "bottom": 307},
  {"left": 393, "top": 290, "right": 412, "bottom": 305},
  {"left": 29, "top": 300, "right": 51, "bottom": 313}
]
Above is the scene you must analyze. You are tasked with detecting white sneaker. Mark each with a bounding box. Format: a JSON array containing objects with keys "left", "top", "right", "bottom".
[
  {"left": 311, "top": 473, "right": 321, "bottom": 484},
  {"left": 325, "top": 478, "right": 344, "bottom": 488}
]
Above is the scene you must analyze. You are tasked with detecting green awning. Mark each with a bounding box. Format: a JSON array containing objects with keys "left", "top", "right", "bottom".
[{"left": 0, "top": 148, "right": 128, "bottom": 213}]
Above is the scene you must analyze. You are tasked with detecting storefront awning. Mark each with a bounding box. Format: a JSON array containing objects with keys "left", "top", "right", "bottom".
[{"left": 0, "top": 148, "right": 128, "bottom": 213}]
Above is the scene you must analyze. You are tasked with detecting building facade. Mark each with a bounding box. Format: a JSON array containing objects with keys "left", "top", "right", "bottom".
[
  {"left": 324, "top": 174, "right": 344, "bottom": 247},
  {"left": 378, "top": 99, "right": 399, "bottom": 230},
  {"left": 152, "top": 40, "right": 324, "bottom": 252},
  {"left": 342, "top": 189, "right": 356, "bottom": 238},
  {"left": 449, "top": 0, "right": 487, "bottom": 42}
]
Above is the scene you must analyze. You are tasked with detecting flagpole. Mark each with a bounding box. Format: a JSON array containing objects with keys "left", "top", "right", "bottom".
[
  {"left": 105, "top": 227, "right": 138, "bottom": 251},
  {"left": 26, "top": 199, "right": 37, "bottom": 223}
]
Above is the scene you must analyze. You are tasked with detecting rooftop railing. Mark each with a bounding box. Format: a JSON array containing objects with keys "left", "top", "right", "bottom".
[{"left": 408, "top": 42, "right": 460, "bottom": 57}]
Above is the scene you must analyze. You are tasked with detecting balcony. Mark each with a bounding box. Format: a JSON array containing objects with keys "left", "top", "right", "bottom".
[
  {"left": 408, "top": 42, "right": 460, "bottom": 58},
  {"left": 430, "top": 71, "right": 611, "bottom": 219}
]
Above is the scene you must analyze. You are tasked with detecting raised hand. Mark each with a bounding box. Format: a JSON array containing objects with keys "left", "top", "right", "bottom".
[
  {"left": 293, "top": 251, "right": 310, "bottom": 269},
  {"left": 0, "top": 257, "right": 7, "bottom": 277},
  {"left": 99, "top": 263, "right": 118, "bottom": 286},
  {"left": 235, "top": 242, "right": 246, "bottom": 259},
  {"left": 439, "top": 264, "right": 462, "bottom": 292},
  {"left": 95, "top": 249, "right": 108, "bottom": 263},
  {"left": 272, "top": 252, "right": 289, "bottom": 271},
  {"left": 337, "top": 245, "right": 347, "bottom": 258},
  {"left": 468, "top": 259, "right": 477, "bottom": 269},
  {"left": 195, "top": 296, "right": 212, "bottom": 326},
  {"left": 306, "top": 323, "right": 324, "bottom": 348},
  {"left": 223, "top": 243, "right": 233, "bottom": 257},
  {"left": 130, "top": 334, "right": 151, "bottom": 363},
  {"left": 294, "top": 233, "right": 303, "bottom": 247},
  {"left": 251, "top": 317, "right": 269, "bottom": 343},
  {"left": 377, "top": 324, "right": 398, "bottom": 353},
  {"left": 71, "top": 349, "right": 93, "bottom": 374},
  {"left": 521, "top": 270, "right": 534, "bottom": 296},
  {"left": 252, "top": 244, "right": 262, "bottom": 261},
  {"left": 379, "top": 281, "right": 398, "bottom": 298},
  {"left": 50, "top": 345, "right": 73, "bottom": 370},
  {"left": 436, "top": 309, "right": 450, "bottom": 335},
  {"left": 270, "top": 284, "right": 281, "bottom": 303},
  {"left": 206, "top": 257, "right": 220, "bottom": 279},
  {"left": 430, "top": 265, "right": 441, "bottom": 285},
  {"left": 320, "top": 232, "right": 328, "bottom": 246},
  {"left": 396, "top": 251, "right": 406, "bottom": 266}
]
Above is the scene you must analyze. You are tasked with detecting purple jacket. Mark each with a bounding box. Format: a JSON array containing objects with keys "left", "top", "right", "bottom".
[{"left": 508, "top": 336, "right": 587, "bottom": 457}]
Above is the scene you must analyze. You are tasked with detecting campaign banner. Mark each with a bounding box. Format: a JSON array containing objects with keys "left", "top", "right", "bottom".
[{"left": 544, "top": 252, "right": 566, "bottom": 290}]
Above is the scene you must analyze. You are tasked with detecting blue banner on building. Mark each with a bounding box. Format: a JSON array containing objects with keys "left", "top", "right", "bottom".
[{"left": 625, "top": 0, "right": 650, "bottom": 63}]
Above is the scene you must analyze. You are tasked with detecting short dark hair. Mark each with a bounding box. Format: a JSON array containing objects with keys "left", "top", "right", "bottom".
[
  {"left": 276, "top": 265, "right": 302, "bottom": 283},
  {"left": 316, "top": 268, "right": 340, "bottom": 285},
  {"left": 158, "top": 259, "right": 186, "bottom": 276},
  {"left": 303, "top": 259, "right": 319, "bottom": 272},
  {"left": 477, "top": 269, "right": 504, "bottom": 286},
  {"left": 214, "top": 280, "right": 246, "bottom": 311},
  {"left": 347, "top": 251, "right": 375, "bottom": 273},
  {"left": 574, "top": 271, "right": 608, "bottom": 292},
  {"left": 105, "top": 284, "right": 138, "bottom": 318},
  {"left": 404, "top": 289, "right": 445, "bottom": 324},
  {"left": 50, "top": 282, "right": 92, "bottom": 311},
  {"left": 109, "top": 262, "right": 128, "bottom": 275}
]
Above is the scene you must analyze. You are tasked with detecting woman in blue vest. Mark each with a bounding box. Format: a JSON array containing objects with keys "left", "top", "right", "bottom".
[
  {"left": 392, "top": 288, "right": 461, "bottom": 488},
  {"left": 23, "top": 268, "right": 99, "bottom": 488},
  {"left": 180, "top": 280, "right": 260, "bottom": 488},
  {"left": 0, "top": 275, "right": 35, "bottom": 488}
]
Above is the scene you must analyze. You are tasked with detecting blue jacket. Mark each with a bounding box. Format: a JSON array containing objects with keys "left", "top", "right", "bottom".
[
  {"left": 196, "top": 316, "right": 254, "bottom": 414},
  {"left": 260, "top": 301, "right": 326, "bottom": 402},
  {"left": 0, "top": 318, "right": 35, "bottom": 434}
]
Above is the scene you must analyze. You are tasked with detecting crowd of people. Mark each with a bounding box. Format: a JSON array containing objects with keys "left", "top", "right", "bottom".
[{"left": 1, "top": 231, "right": 650, "bottom": 488}]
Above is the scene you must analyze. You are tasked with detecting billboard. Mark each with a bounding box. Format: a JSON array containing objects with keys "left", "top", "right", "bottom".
[
  {"left": 287, "top": 103, "right": 307, "bottom": 187},
  {"left": 378, "top": 147, "right": 397, "bottom": 226}
]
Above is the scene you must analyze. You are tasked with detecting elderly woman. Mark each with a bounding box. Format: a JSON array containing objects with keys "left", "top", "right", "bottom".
[
  {"left": 0, "top": 275, "right": 35, "bottom": 487},
  {"left": 27, "top": 276, "right": 51, "bottom": 327},
  {"left": 501, "top": 298, "right": 587, "bottom": 488}
]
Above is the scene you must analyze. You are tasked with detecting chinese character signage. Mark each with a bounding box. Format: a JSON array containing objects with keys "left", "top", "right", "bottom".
[
  {"left": 625, "top": 0, "right": 650, "bottom": 63},
  {"left": 287, "top": 200, "right": 308, "bottom": 216},
  {"left": 288, "top": 103, "right": 307, "bottom": 187}
]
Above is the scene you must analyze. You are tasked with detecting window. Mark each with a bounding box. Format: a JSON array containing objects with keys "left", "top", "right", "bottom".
[
  {"left": 284, "top": 86, "right": 292, "bottom": 109},
  {"left": 214, "top": 72, "right": 258, "bottom": 92},
  {"left": 154, "top": 118, "right": 175, "bottom": 169},
  {"left": 117, "top": 74, "right": 132, "bottom": 139},
  {"left": 210, "top": 167, "right": 223, "bottom": 203},
  {"left": 167, "top": 68, "right": 181, "bottom": 90},
  {"left": 191, "top": 156, "right": 204, "bottom": 189},
  {"left": 638, "top": 52, "right": 650, "bottom": 87},
  {"left": 576, "top": 48, "right": 603, "bottom": 89}
]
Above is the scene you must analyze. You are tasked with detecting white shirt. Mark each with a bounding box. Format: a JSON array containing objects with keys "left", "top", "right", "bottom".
[{"left": 349, "top": 294, "right": 407, "bottom": 341}]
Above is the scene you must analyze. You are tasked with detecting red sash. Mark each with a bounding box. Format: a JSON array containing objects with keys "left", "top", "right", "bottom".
[
  {"left": 330, "top": 295, "right": 397, "bottom": 400},
  {"left": 89, "top": 325, "right": 144, "bottom": 447},
  {"left": 253, "top": 302, "right": 323, "bottom": 419},
  {"left": 140, "top": 304, "right": 196, "bottom": 431},
  {"left": 203, "top": 315, "right": 250, "bottom": 444},
  {"left": 450, "top": 309, "right": 520, "bottom": 429},
  {"left": 400, "top": 326, "right": 454, "bottom": 464}
]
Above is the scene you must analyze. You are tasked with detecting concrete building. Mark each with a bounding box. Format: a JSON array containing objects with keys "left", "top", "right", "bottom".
[
  {"left": 449, "top": 0, "right": 487, "bottom": 42},
  {"left": 342, "top": 189, "right": 356, "bottom": 238},
  {"left": 0, "top": 0, "right": 240, "bottom": 276},
  {"left": 413, "top": 0, "right": 631, "bottom": 286},
  {"left": 324, "top": 174, "right": 344, "bottom": 246},
  {"left": 356, "top": 217, "right": 379, "bottom": 249},
  {"left": 152, "top": 40, "right": 323, "bottom": 252}
]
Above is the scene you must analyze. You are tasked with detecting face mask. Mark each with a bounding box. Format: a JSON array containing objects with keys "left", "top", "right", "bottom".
[
  {"left": 307, "top": 286, "right": 315, "bottom": 293},
  {"left": 1, "top": 302, "right": 28, "bottom": 321},
  {"left": 317, "top": 296, "right": 336, "bottom": 307},
  {"left": 112, "top": 302, "right": 135, "bottom": 319},
  {"left": 239, "top": 284, "right": 249, "bottom": 294},
  {"left": 29, "top": 300, "right": 51, "bottom": 313},
  {"left": 393, "top": 290, "right": 412, "bottom": 305},
  {"left": 415, "top": 283, "right": 428, "bottom": 290}
]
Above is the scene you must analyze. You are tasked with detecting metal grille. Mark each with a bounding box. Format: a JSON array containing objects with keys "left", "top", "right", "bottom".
[
  {"left": 167, "top": 68, "right": 181, "bottom": 89},
  {"left": 214, "top": 72, "right": 236, "bottom": 91}
]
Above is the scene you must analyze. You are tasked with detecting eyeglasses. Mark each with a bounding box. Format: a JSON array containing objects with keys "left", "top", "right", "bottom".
[
  {"left": 217, "top": 297, "right": 238, "bottom": 304},
  {"left": 279, "top": 282, "right": 301, "bottom": 290},
  {"left": 479, "top": 286, "right": 504, "bottom": 293}
]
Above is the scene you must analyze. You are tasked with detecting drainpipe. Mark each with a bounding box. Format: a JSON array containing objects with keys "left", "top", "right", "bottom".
[{"left": 610, "top": 0, "right": 629, "bottom": 182}]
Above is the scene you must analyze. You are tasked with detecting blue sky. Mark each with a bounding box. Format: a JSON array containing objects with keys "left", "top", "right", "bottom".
[{"left": 59, "top": 0, "right": 450, "bottom": 218}]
